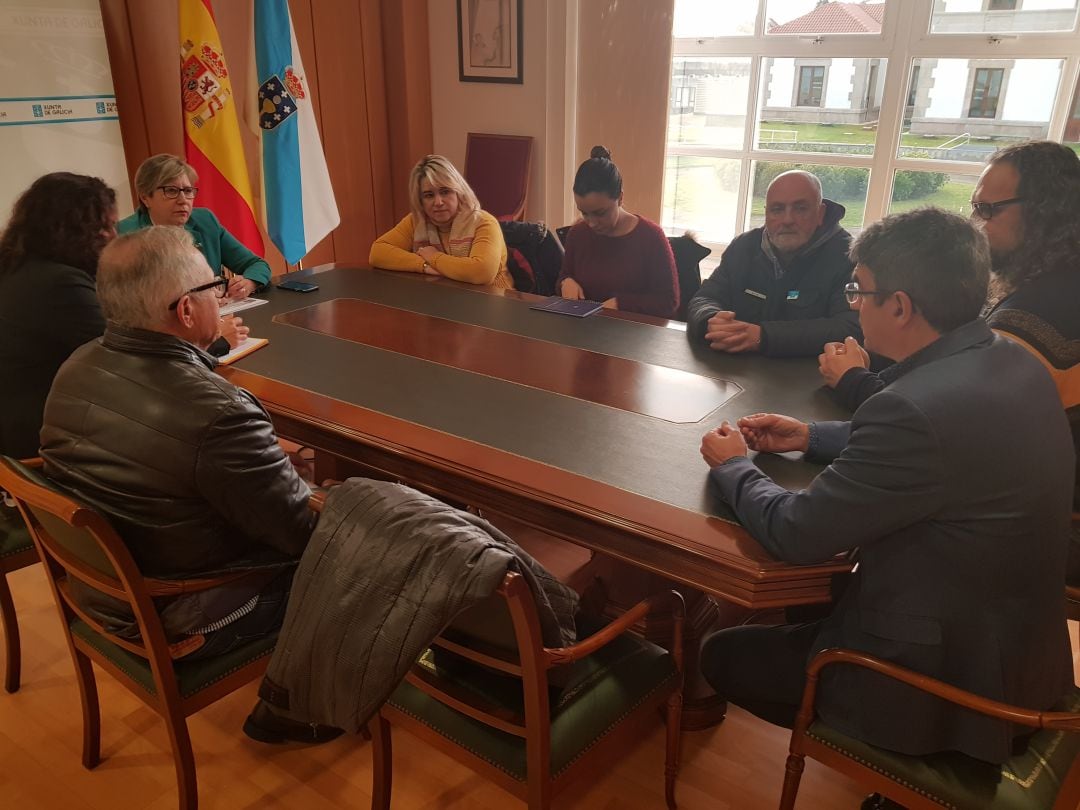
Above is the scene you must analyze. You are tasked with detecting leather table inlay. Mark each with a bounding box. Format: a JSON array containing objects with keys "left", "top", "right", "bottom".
[{"left": 274, "top": 299, "right": 742, "bottom": 423}]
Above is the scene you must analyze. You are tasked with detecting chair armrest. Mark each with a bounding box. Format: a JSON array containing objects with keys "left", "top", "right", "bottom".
[
  {"left": 801, "top": 648, "right": 1080, "bottom": 732},
  {"left": 545, "top": 590, "right": 685, "bottom": 667}
]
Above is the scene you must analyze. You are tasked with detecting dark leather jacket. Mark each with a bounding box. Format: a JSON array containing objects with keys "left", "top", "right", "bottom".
[{"left": 40, "top": 325, "right": 316, "bottom": 638}]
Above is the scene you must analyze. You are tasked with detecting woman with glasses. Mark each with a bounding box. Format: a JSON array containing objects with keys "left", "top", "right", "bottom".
[
  {"left": 0, "top": 173, "right": 116, "bottom": 459},
  {"left": 369, "top": 155, "right": 512, "bottom": 288},
  {"left": 118, "top": 154, "right": 271, "bottom": 299}
]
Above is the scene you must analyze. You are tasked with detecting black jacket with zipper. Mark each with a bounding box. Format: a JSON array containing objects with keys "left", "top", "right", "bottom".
[{"left": 686, "top": 199, "right": 860, "bottom": 357}]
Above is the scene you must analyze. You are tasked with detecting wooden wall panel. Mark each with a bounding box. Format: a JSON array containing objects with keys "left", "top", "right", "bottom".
[
  {"left": 97, "top": 0, "right": 429, "bottom": 273},
  {"left": 380, "top": 0, "right": 434, "bottom": 216}
]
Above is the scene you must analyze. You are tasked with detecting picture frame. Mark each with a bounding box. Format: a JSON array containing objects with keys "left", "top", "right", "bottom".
[{"left": 457, "top": 0, "right": 523, "bottom": 84}]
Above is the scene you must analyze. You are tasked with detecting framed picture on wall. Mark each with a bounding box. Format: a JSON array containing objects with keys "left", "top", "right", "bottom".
[{"left": 457, "top": 0, "right": 523, "bottom": 84}]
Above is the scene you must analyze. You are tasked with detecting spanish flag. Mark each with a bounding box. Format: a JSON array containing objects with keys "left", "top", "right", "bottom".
[{"left": 179, "top": 0, "right": 263, "bottom": 255}]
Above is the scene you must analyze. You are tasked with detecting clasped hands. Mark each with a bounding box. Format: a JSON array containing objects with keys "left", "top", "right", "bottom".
[
  {"left": 700, "top": 413, "right": 810, "bottom": 468},
  {"left": 817, "top": 336, "right": 869, "bottom": 387},
  {"left": 705, "top": 311, "right": 761, "bottom": 353}
]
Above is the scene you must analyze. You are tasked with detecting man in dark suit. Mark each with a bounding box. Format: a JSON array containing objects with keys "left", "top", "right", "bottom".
[{"left": 698, "top": 208, "right": 1074, "bottom": 764}]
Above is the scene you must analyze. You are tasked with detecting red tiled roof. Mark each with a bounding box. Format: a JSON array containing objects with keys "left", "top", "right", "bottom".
[{"left": 767, "top": 2, "right": 885, "bottom": 35}]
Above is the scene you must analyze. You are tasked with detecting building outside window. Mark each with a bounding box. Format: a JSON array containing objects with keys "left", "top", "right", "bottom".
[{"left": 662, "top": 0, "right": 1080, "bottom": 267}]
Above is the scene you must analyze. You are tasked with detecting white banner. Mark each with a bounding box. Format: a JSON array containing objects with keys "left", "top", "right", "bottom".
[{"left": 0, "top": 2, "right": 132, "bottom": 224}]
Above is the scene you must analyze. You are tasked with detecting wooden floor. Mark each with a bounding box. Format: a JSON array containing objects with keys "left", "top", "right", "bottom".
[{"left": 4, "top": 559, "right": 1078, "bottom": 810}]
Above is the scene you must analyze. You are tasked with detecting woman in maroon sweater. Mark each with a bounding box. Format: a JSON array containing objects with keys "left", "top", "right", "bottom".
[{"left": 558, "top": 145, "right": 678, "bottom": 319}]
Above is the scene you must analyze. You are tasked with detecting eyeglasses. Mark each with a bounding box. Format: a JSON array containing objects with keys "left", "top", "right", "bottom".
[
  {"left": 844, "top": 281, "right": 894, "bottom": 305},
  {"left": 158, "top": 185, "right": 199, "bottom": 200},
  {"left": 167, "top": 277, "right": 227, "bottom": 311},
  {"left": 969, "top": 197, "right": 1023, "bottom": 221}
]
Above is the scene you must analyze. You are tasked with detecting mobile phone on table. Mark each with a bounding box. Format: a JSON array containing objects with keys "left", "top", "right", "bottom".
[{"left": 276, "top": 280, "right": 319, "bottom": 292}]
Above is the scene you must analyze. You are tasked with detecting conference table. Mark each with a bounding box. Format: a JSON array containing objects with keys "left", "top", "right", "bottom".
[{"left": 220, "top": 265, "right": 853, "bottom": 611}]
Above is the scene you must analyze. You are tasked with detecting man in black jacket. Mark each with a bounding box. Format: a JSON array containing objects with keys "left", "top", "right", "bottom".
[
  {"left": 41, "top": 227, "right": 313, "bottom": 654},
  {"left": 686, "top": 170, "right": 860, "bottom": 357},
  {"left": 41, "top": 226, "right": 340, "bottom": 743}
]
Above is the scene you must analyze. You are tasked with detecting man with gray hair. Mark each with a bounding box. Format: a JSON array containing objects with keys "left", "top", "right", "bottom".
[
  {"left": 697, "top": 208, "right": 1074, "bottom": 765},
  {"left": 40, "top": 226, "right": 337, "bottom": 743},
  {"left": 686, "top": 169, "right": 860, "bottom": 356}
]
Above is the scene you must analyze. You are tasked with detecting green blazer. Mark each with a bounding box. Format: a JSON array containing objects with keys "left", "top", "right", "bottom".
[{"left": 118, "top": 208, "right": 271, "bottom": 288}]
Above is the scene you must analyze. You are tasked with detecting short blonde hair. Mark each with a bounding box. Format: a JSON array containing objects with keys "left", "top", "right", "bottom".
[
  {"left": 407, "top": 155, "right": 480, "bottom": 227},
  {"left": 133, "top": 154, "right": 199, "bottom": 208}
]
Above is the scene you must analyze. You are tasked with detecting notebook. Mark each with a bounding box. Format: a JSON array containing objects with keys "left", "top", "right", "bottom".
[
  {"left": 529, "top": 297, "right": 604, "bottom": 318},
  {"left": 219, "top": 296, "right": 269, "bottom": 316},
  {"left": 216, "top": 336, "right": 269, "bottom": 365}
]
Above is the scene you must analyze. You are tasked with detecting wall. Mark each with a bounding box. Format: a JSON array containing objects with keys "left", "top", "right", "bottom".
[
  {"left": 427, "top": 0, "right": 554, "bottom": 223},
  {"left": 428, "top": 0, "right": 674, "bottom": 228},
  {"left": 100, "top": 0, "right": 431, "bottom": 274},
  {"left": 575, "top": 0, "right": 674, "bottom": 222}
]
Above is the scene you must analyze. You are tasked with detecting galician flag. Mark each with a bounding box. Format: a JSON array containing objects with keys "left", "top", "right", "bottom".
[
  {"left": 253, "top": 0, "right": 339, "bottom": 264},
  {"left": 179, "top": 0, "right": 263, "bottom": 255}
]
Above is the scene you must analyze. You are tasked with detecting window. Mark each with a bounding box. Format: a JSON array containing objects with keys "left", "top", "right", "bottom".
[
  {"left": 968, "top": 67, "right": 1005, "bottom": 118},
  {"left": 663, "top": 0, "right": 1080, "bottom": 260},
  {"left": 905, "top": 58, "right": 1060, "bottom": 161},
  {"left": 796, "top": 66, "right": 825, "bottom": 106},
  {"left": 931, "top": 0, "right": 1079, "bottom": 33}
]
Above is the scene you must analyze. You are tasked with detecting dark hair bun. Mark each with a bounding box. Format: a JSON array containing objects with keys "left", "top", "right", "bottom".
[{"left": 590, "top": 145, "right": 611, "bottom": 161}]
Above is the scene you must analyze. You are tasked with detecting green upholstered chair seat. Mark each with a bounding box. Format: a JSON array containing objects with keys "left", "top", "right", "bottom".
[
  {"left": 807, "top": 689, "right": 1080, "bottom": 810},
  {"left": 388, "top": 622, "right": 677, "bottom": 782},
  {"left": 71, "top": 619, "right": 275, "bottom": 699},
  {"left": 0, "top": 505, "right": 32, "bottom": 558}
]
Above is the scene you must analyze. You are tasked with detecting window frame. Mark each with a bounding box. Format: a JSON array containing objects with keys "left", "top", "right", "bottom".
[{"left": 663, "top": 0, "right": 1080, "bottom": 258}]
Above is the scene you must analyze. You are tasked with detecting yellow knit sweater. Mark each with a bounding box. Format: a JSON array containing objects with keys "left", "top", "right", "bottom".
[{"left": 369, "top": 210, "right": 512, "bottom": 288}]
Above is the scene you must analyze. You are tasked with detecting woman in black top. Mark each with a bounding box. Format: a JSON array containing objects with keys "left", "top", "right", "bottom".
[{"left": 0, "top": 173, "right": 116, "bottom": 459}]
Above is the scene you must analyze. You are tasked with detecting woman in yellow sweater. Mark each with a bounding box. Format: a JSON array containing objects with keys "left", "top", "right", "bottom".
[{"left": 369, "top": 155, "right": 512, "bottom": 288}]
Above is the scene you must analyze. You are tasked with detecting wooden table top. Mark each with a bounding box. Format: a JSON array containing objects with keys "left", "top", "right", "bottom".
[{"left": 219, "top": 266, "right": 853, "bottom": 607}]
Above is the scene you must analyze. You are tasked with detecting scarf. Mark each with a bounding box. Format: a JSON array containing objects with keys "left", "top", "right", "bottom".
[{"left": 412, "top": 209, "right": 483, "bottom": 258}]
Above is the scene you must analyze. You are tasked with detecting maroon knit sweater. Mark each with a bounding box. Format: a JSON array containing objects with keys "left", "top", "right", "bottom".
[{"left": 557, "top": 216, "right": 679, "bottom": 319}]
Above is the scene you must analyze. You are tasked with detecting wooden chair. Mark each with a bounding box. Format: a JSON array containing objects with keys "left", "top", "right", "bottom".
[
  {"left": 464, "top": 132, "right": 533, "bottom": 221},
  {"left": 780, "top": 648, "right": 1080, "bottom": 809},
  {"left": 0, "top": 472, "right": 38, "bottom": 693},
  {"left": 0, "top": 456, "right": 282, "bottom": 810},
  {"left": 371, "top": 575, "right": 685, "bottom": 809}
]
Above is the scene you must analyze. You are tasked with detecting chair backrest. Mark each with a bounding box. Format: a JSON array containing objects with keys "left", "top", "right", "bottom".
[
  {"left": 0, "top": 456, "right": 192, "bottom": 691},
  {"left": 464, "top": 133, "right": 533, "bottom": 222},
  {"left": 668, "top": 235, "right": 711, "bottom": 321},
  {"left": 412, "top": 572, "right": 551, "bottom": 737},
  {"left": 500, "top": 221, "right": 565, "bottom": 295}
]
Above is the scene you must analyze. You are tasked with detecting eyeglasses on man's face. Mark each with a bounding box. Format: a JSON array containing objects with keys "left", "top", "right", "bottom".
[
  {"left": 167, "top": 277, "right": 227, "bottom": 311},
  {"left": 969, "top": 197, "right": 1023, "bottom": 221},
  {"left": 158, "top": 185, "right": 199, "bottom": 200},
  {"left": 844, "top": 281, "right": 894, "bottom": 306}
]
